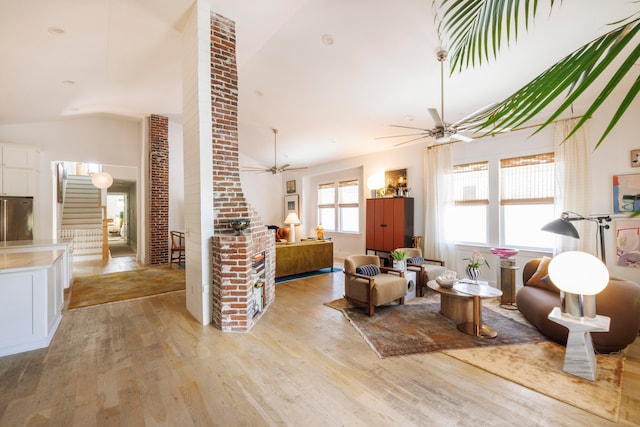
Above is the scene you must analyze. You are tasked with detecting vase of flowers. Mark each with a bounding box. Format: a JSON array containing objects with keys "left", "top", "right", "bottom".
[
  {"left": 463, "top": 250, "right": 489, "bottom": 281},
  {"left": 390, "top": 249, "right": 407, "bottom": 270}
]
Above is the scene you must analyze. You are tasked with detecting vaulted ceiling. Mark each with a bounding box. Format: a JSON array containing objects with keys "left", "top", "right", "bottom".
[{"left": 1, "top": 0, "right": 636, "bottom": 167}]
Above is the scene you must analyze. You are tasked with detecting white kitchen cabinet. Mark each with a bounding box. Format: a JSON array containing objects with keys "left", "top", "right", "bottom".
[
  {"left": 0, "top": 142, "right": 39, "bottom": 196},
  {"left": 0, "top": 250, "right": 64, "bottom": 357}
]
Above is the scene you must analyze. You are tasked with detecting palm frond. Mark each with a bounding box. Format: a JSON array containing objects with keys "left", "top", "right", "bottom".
[
  {"left": 469, "top": 20, "right": 640, "bottom": 143},
  {"left": 436, "top": 0, "right": 640, "bottom": 146},
  {"left": 439, "top": 0, "right": 544, "bottom": 72}
]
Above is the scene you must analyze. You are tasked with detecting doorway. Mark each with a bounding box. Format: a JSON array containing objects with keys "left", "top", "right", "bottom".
[{"left": 107, "top": 190, "right": 134, "bottom": 257}]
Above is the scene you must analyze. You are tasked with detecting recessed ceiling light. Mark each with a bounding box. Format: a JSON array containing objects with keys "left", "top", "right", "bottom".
[
  {"left": 254, "top": 90, "right": 263, "bottom": 97},
  {"left": 48, "top": 27, "right": 65, "bottom": 35},
  {"left": 404, "top": 115, "right": 415, "bottom": 122},
  {"left": 62, "top": 80, "right": 76, "bottom": 85},
  {"left": 322, "top": 34, "right": 335, "bottom": 47}
]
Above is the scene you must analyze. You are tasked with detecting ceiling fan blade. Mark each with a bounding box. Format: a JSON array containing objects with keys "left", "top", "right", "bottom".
[
  {"left": 393, "top": 134, "right": 433, "bottom": 147},
  {"left": 283, "top": 166, "right": 308, "bottom": 171},
  {"left": 451, "top": 102, "right": 499, "bottom": 127},
  {"left": 375, "top": 132, "right": 431, "bottom": 140},
  {"left": 388, "top": 124, "right": 431, "bottom": 131},
  {"left": 428, "top": 108, "right": 444, "bottom": 128},
  {"left": 451, "top": 133, "right": 474, "bottom": 143},
  {"left": 279, "top": 163, "right": 290, "bottom": 170}
]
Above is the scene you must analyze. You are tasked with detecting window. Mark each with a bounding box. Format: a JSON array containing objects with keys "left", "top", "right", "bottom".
[
  {"left": 500, "top": 153, "right": 555, "bottom": 248},
  {"left": 452, "top": 161, "right": 489, "bottom": 243},
  {"left": 317, "top": 179, "right": 360, "bottom": 233}
]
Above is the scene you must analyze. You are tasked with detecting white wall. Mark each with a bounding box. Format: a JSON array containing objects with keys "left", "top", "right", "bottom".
[
  {"left": 169, "top": 119, "right": 185, "bottom": 233},
  {"left": 239, "top": 152, "right": 282, "bottom": 226}
]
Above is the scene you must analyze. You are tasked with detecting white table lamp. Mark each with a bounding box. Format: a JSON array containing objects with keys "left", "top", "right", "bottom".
[
  {"left": 547, "top": 251, "right": 610, "bottom": 381},
  {"left": 548, "top": 251, "right": 609, "bottom": 318},
  {"left": 284, "top": 212, "right": 301, "bottom": 242}
]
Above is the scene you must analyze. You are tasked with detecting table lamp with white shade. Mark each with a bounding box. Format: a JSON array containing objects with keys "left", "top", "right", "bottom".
[
  {"left": 284, "top": 212, "right": 301, "bottom": 243},
  {"left": 548, "top": 251, "right": 609, "bottom": 318},
  {"left": 547, "top": 251, "right": 611, "bottom": 381}
]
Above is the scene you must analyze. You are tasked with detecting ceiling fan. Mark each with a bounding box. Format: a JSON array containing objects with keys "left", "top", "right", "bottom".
[
  {"left": 241, "top": 128, "right": 308, "bottom": 175},
  {"left": 377, "top": 50, "right": 497, "bottom": 147}
]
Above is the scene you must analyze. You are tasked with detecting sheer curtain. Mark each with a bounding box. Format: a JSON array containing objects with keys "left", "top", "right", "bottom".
[
  {"left": 553, "top": 119, "right": 592, "bottom": 254},
  {"left": 423, "top": 144, "right": 456, "bottom": 267}
]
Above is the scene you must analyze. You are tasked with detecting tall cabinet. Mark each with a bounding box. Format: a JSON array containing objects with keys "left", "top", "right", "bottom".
[
  {"left": 365, "top": 197, "right": 414, "bottom": 253},
  {"left": 0, "top": 142, "right": 39, "bottom": 196}
]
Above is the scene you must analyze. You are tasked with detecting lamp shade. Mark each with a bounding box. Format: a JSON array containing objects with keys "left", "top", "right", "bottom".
[
  {"left": 91, "top": 171, "right": 113, "bottom": 189},
  {"left": 366, "top": 173, "right": 385, "bottom": 190},
  {"left": 541, "top": 218, "right": 579, "bottom": 238},
  {"left": 548, "top": 251, "right": 609, "bottom": 295},
  {"left": 284, "top": 212, "right": 300, "bottom": 225}
]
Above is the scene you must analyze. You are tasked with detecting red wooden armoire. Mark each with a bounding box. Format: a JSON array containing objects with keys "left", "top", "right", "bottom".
[{"left": 365, "top": 197, "right": 414, "bottom": 253}]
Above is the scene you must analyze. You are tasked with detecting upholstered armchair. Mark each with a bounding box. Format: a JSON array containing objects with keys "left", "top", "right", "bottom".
[
  {"left": 397, "top": 248, "right": 445, "bottom": 297},
  {"left": 344, "top": 255, "right": 407, "bottom": 316}
]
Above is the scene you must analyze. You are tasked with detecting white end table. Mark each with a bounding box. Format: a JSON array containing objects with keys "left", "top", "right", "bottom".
[
  {"left": 403, "top": 270, "right": 417, "bottom": 301},
  {"left": 547, "top": 307, "right": 610, "bottom": 381}
]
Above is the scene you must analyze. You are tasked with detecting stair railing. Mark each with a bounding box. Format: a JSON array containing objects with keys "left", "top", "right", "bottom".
[{"left": 101, "top": 205, "right": 109, "bottom": 261}]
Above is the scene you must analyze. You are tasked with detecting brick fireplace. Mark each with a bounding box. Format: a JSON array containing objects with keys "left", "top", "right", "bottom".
[{"left": 209, "top": 13, "right": 275, "bottom": 332}]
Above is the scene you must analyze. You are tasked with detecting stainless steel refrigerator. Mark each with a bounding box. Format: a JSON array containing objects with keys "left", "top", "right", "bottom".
[{"left": 0, "top": 197, "right": 33, "bottom": 241}]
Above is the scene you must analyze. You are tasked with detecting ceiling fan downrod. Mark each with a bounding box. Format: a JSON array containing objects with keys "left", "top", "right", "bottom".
[{"left": 437, "top": 50, "right": 447, "bottom": 128}]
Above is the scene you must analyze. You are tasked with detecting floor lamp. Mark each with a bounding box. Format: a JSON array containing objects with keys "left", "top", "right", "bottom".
[{"left": 541, "top": 211, "right": 611, "bottom": 263}]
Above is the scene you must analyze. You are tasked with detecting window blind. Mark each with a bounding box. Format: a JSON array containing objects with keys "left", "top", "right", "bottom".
[
  {"left": 500, "top": 153, "right": 554, "bottom": 205},
  {"left": 453, "top": 161, "right": 489, "bottom": 205}
]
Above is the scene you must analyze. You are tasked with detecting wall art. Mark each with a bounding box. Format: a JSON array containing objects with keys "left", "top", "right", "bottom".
[
  {"left": 284, "top": 194, "right": 299, "bottom": 218},
  {"left": 384, "top": 168, "right": 408, "bottom": 197},
  {"left": 286, "top": 179, "right": 296, "bottom": 194},
  {"left": 616, "top": 219, "right": 640, "bottom": 267},
  {"left": 613, "top": 173, "right": 640, "bottom": 213},
  {"left": 632, "top": 149, "right": 640, "bottom": 167}
]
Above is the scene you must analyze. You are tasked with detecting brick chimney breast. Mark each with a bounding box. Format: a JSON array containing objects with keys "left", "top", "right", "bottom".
[{"left": 209, "top": 13, "right": 274, "bottom": 332}]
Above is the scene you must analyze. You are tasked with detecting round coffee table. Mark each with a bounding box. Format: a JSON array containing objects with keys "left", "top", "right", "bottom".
[
  {"left": 427, "top": 280, "right": 474, "bottom": 323},
  {"left": 427, "top": 280, "right": 503, "bottom": 338}
]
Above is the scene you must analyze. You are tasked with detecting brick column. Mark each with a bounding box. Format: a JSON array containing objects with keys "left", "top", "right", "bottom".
[
  {"left": 148, "top": 114, "right": 169, "bottom": 265},
  {"left": 209, "top": 13, "right": 274, "bottom": 332}
]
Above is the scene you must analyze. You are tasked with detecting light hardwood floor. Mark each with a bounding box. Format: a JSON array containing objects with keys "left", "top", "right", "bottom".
[{"left": 0, "top": 259, "right": 638, "bottom": 426}]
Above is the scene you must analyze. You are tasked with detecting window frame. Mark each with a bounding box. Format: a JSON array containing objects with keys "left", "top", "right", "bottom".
[{"left": 317, "top": 179, "right": 360, "bottom": 234}]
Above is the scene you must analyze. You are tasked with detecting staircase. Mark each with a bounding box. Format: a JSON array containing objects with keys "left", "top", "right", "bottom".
[{"left": 59, "top": 175, "right": 105, "bottom": 259}]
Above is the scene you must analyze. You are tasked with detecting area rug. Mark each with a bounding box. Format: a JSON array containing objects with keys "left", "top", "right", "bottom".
[
  {"left": 341, "top": 302, "right": 547, "bottom": 358},
  {"left": 68, "top": 267, "right": 185, "bottom": 309},
  {"left": 443, "top": 341, "right": 625, "bottom": 422},
  {"left": 108, "top": 242, "right": 135, "bottom": 258},
  {"left": 275, "top": 267, "right": 333, "bottom": 283}
]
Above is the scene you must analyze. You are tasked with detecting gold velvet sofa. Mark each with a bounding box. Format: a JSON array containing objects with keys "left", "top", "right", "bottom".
[{"left": 275, "top": 240, "right": 334, "bottom": 278}]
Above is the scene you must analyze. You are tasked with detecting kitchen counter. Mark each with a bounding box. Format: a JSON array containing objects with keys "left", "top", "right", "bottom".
[
  {"left": 0, "top": 250, "right": 64, "bottom": 272},
  {"left": 0, "top": 249, "right": 65, "bottom": 357},
  {"left": 0, "top": 239, "right": 73, "bottom": 288}
]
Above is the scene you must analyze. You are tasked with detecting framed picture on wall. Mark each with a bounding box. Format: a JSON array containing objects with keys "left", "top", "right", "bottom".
[
  {"left": 286, "top": 179, "right": 296, "bottom": 194},
  {"left": 284, "top": 194, "right": 299, "bottom": 218},
  {"left": 631, "top": 149, "right": 640, "bottom": 167},
  {"left": 613, "top": 173, "right": 640, "bottom": 213},
  {"left": 383, "top": 168, "right": 408, "bottom": 197}
]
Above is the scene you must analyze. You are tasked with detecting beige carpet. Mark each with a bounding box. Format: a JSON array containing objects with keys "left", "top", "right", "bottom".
[
  {"left": 443, "top": 341, "right": 625, "bottom": 422},
  {"left": 69, "top": 267, "right": 185, "bottom": 309},
  {"left": 326, "top": 296, "right": 625, "bottom": 422}
]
